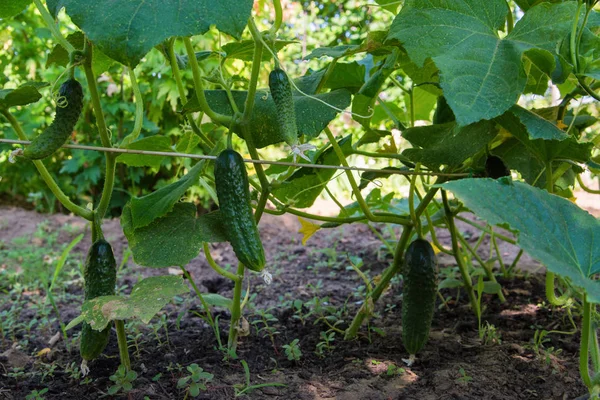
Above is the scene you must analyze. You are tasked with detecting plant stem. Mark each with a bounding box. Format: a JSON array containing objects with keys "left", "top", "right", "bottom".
[
  {"left": 228, "top": 263, "right": 246, "bottom": 353},
  {"left": 244, "top": 19, "right": 265, "bottom": 123},
  {"left": 1, "top": 110, "right": 93, "bottom": 220},
  {"left": 82, "top": 42, "right": 116, "bottom": 219},
  {"left": 581, "top": 295, "right": 593, "bottom": 388},
  {"left": 120, "top": 67, "right": 143, "bottom": 146},
  {"left": 270, "top": 0, "right": 283, "bottom": 35},
  {"left": 409, "top": 163, "right": 420, "bottom": 237},
  {"left": 180, "top": 266, "right": 216, "bottom": 329},
  {"left": 33, "top": 0, "right": 75, "bottom": 53},
  {"left": 115, "top": 320, "right": 131, "bottom": 370},
  {"left": 165, "top": 39, "right": 214, "bottom": 148},
  {"left": 442, "top": 190, "right": 478, "bottom": 311},
  {"left": 324, "top": 127, "right": 407, "bottom": 226},
  {"left": 491, "top": 232, "right": 508, "bottom": 277},
  {"left": 570, "top": 1, "right": 583, "bottom": 72},
  {"left": 203, "top": 243, "right": 241, "bottom": 282},
  {"left": 344, "top": 225, "right": 414, "bottom": 340},
  {"left": 545, "top": 271, "right": 571, "bottom": 306},
  {"left": 457, "top": 233, "right": 506, "bottom": 302},
  {"left": 454, "top": 215, "right": 517, "bottom": 245},
  {"left": 577, "top": 175, "right": 600, "bottom": 194},
  {"left": 182, "top": 37, "right": 232, "bottom": 126}
]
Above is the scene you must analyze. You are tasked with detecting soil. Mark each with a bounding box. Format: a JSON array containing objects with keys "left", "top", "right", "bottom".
[{"left": 0, "top": 205, "right": 590, "bottom": 400}]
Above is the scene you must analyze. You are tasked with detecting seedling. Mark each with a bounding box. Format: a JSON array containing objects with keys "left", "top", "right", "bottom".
[
  {"left": 107, "top": 365, "right": 137, "bottom": 396},
  {"left": 177, "top": 364, "right": 213, "bottom": 398},
  {"left": 283, "top": 339, "right": 302, "bottom": 361}
]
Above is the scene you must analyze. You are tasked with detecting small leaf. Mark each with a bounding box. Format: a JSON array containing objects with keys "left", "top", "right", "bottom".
[
  {"left": 222, "top": 39, "right": 297, "bottom": 61},
  {"left": 298, "top": 217, "right": 320, "bottom": 245},
  {"left": 0, "top": 82, "right": 48, "bottom": 109},
  {"left": 202, "top": 293, "right": 233, "bottom": 309},
  {"left": 74, "top": 276, "right": 189, "bottom": 331}
]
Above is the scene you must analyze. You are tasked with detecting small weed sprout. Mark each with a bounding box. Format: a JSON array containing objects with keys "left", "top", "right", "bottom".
[
  {"left": 177, "top": 364, "right": 214, "bottom": 398},
  {"left": 25, "top": 388, "right": 48, "bottom": 400},
  {"left": 107, "top": 365, "right": 137, "bottom": 395},
  {"left": 283, "top": 338, "right": 302, "bottom": 361}
]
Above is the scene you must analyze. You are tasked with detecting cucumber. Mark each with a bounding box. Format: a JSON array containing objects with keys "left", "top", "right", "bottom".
[
  {"left": 485, "top": 155, "right": 510, "bottom": 179},
  {"left": 80, "top": 239, "right": 117, "bottom": 361},
  {"left": 402, "top": 238, "right": 437, "bottom": 356},
  {"left": 23, "top": 79, "right": 84, "bottom": 160},
  {"left": 269, "top": 68, "right": 298, "bottom": 147},
  {"left": 214, "top": 149, "right": 266, "bottom": 272}
]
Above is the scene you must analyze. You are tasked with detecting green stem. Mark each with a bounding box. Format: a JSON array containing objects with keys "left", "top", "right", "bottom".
[
  {"left": 315, "top": 58, "right": 337, "bottom": 94},
  {"left": 180, "top": 266, "right": 216, "bottom": 329},
  {"left": 32, "top": 0, "right": 75, "bottom": 53},
  {"left": 442, "top": 190, "right": 478, "bottom": 311},
  {"left": 457, "top": 233, "right": 506, "bottom": 302},
  {"left": 82, "top": 43, "right": 116, "bottom": 219},
  {"left": 165, "top": 39, "right": 214, "bottom": 148},
  {"left": 506, "top": 249, "right": 524, "bottom": 275},
  {"left": 578, "top": 77, "right": 600, "bottom": 102},
  {"left": 262, "top": 205, "right": 411, "bottom": 225},
  {"left": 324, "top": 127, "right": 406, "bottom": 225},
  {"left": 545, "top": 271, "right": 571, "bottom": 306},
  {"left": 592, "top": 321, "right": 600, "bottom": 374},
  {"left": 244, "top": 19, "right": 265, "bottom": 123},
  {"left": 578, "top": 175, "right": 600, "bottom": 194},
  {"left": 581, "top": 295, "right": 593, "bottom": 388},
  {"left": 409, "top": 163, "right": 420, "bottom": 238},
  {"left": 491, "top": 232, "right": 508, "bottom": 277},
  {"left": 183, "top": 37, "right": 232, "bottom": 126},
  {"left": 344, "top": 225, "right": 414, "bottom": 340},
  {"left": 228, "top": 263, "right": 246, "bottom": 353},
  {"left": 120, "top": 67, "right": 143, "bottom": 146},
  {"left": 570, "top": 1, "right": 583, "bottom": 72},
  {"left": 506, "top": 2, "right": 514, "bottom": 34},
  {"left": 115, "top": 320, "right": 131, "bottom": 370},
  {"left": 351, "top": 149, "right": 413, "bottom": 163},
  {"left": 1, "top": 110, "right": 93, "bottom": 220},
  {"left": 270, "top": 0, "right": 283, "bottom": 35},
  {"left": 454, "top": 215, "right": 517, "bottom": 245},
  {"left": 203, "top": 243, "right": 241, "bottom": 282}
]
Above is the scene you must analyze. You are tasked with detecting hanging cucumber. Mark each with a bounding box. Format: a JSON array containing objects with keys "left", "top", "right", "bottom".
[
  {"left": 214, "top": 149, "right": 266, "bottom": 272},
  {"left": 269, "top": 67, "right": 299, "bottom": 147},
  {"left": 23, "top": 78, "right": 84, "bottom": 160},
  {"left": 402, "top": 238, "right": 438, "bottom": 361},
  {"left": 80, "top": 239, "right": 117, "bottom": 361}
]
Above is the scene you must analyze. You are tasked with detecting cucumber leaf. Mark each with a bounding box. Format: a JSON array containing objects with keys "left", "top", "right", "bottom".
[
  {"left": 0, "top": 82, "right": 48, "bottom": 109},
  {"left": 442, "top": 179, "right": 600, "bottom": 303},
  {"left": 121, "top": 202, "right": 227, "bottom": 268},
  {"left": 182, "top": 89, "right": 351, "bottom": 149},
  {"left": 66, "top": 276, "right": 189, "bottom": 331}
]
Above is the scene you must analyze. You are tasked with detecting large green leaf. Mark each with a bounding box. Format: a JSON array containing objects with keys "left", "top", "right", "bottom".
[
  {"left": 121, "top": 202, "right": 227, "bottom": 268},
  {"left": 66, "top": 276, "right": 189, "bottom": 331},
  {"left": 497, "top": 108, "right": 592, "bottom": 164},
  {"left": 117, "top": 136, "right": 173, "bottom": 169},
  {"left": 402, "top": 120, "right": 498, "bottom": 168},
  {"left": 294, "top": 62, "right": 366, "bottom": 94},
  {"left": 0, "top": 82, "right": 48, "bottom": 109},
  {"left": 388, "top": 1, "right": 576, "bottom": 126},
  {"left": 182, "top": 89, "right": 351, "bottom": 149},
  {"left": 60, "top": 0, "right": 253, "bottom": 66},
  {"left": 442, "top": 179, "right": 600, "bottom": 302},
  {"left": 222, "top": 40, "right": 297, "bottom": 62},
  {"left": 271, "top": 135, "right": 352, "bottom": 208},
  {"left": 128, "top": 141, "right": 223, "bottom": 229},
  {"left": 0, "top": 0, "right": 31, "bottom": 18}
]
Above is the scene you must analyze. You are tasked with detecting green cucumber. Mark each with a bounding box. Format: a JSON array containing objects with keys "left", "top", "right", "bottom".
[
  {"left": 80, "top": 239, "right": 117, "bottom": 361},
  {"left": 402, "top": 238, "right": 437, "bottom": 356},
  {"left": 214, "top": 149, "right": 266, "bottom": 272},
  {"left": 23, "top": 79, "right": 84, "bottom": 160},
  {"left": 269, "top": 68, "right": 298, "bottom": 147}
]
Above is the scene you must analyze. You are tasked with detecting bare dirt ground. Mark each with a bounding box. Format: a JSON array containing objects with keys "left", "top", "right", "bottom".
[{"left": 0, "top": 202, "right": 593, "bottom": 400}]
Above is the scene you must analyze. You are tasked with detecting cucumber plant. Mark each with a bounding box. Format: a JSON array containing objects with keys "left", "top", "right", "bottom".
[{"left": 0, "top": 0, "right": 599, "bottom": 396}]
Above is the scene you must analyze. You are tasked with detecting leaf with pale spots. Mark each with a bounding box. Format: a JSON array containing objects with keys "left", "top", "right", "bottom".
[{"left": 66, "top": 276, "right": 189, "bottom": 331}]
